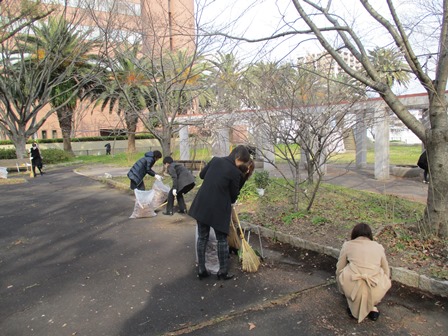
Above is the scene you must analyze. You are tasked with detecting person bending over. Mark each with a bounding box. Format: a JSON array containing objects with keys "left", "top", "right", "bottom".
[{"left": 127, "top": 150, "right": 163, "bottom": 190}]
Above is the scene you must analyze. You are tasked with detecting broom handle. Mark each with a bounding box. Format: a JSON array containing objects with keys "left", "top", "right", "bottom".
[
  {"left": 232, "top": 207, "right": 246, "bottom": 241},
  {"left": 155, "top": 201, "right": 167, "bottom": 210}
]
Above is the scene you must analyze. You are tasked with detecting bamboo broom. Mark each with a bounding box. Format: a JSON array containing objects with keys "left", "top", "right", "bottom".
[
  {"left": 232, "top": 207, "right": 260, "bottom": 272},
  {"left": 227, "top": 217, "right": 241, "bottom": 251}
]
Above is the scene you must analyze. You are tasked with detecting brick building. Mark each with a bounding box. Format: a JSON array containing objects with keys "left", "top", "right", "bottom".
[{"left": 0, "top": 0, "right": 195, "bottom": 140}]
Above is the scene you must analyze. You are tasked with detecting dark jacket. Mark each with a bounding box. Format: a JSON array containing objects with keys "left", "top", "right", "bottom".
[
  {"left": 127, "top": 152, "right": 157, "bottom": 186},
  {"left": 30, "top": 146, "right": 42, "bottom": 167},
  {"left": 188, "top": 156, "right": 242, "bottom": 234},
  {"left": 417, "top": 151, "right": 428, "bottom": 170},
  {"left": 167, "top": 162, "right": 195, "bottom": 191}
]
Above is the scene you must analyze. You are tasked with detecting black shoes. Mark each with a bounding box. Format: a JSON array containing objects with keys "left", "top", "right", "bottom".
[
  {"left": 216, "top": 272, "right": 234, "bottom": 280},
  {"left": 163, "top": 211, "right": 173, "bottom": 216},
  {"left": 177, "top": 209, "right": 187, "bottom": 214},
  {"left": 197, "top": 269, "right": 210, "bottom": 280},
  {"left": 368, "top": 310, "right": 380, "bottom": 321}
]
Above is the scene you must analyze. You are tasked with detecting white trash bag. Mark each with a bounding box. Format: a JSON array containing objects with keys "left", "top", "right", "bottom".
[
  {"left": 150, "top": 180, "right": 170, "bottom": 209},
  {"left": 0, "top": 167, "right": 7, "bottom": 179},
  {"left": 129, "top": 189, "right": 156, "bottom": 218},
  {"left": 129, "top": 180, "right": 170, "bottom": 219}
]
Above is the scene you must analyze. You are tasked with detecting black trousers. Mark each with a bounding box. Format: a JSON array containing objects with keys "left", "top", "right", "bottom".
[
  {"left": 166, "top": 182, "right": 195, "bottom": 212},
  {"left": 31, "top": 158, "right": 43, "bottom": 175},
  {"left": 196, "top": 221, "right": 229, "bottom": 274},
  {"left": 130, "top": 179, "right": 145, "bottom": 191}
]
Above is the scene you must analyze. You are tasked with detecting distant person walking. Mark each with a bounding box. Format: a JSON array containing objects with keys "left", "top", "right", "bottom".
[
  {"left": 162, "top": 156, "right": 196, "bottom": 215},
  {"left": 105, "top": 143, "right": 111, "bottom": 155},
  {"left": 127, "top": 150, "right": 163, "bottom": 190},
  {"left": 336, "top": 223, "right": 391, "bottom": 323},
  {"left": 29, "top": 142, "right": 44, "bottom": 177},
  {"left": 189, "top": 145, "right": 251, "bottom": 280},
  {"left": 417, "top": 150, "right": 429, "bottom": 184}
]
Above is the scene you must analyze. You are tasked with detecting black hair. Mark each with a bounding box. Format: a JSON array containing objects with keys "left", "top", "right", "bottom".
[
  {"left": 238, "top": 159, "right": 255, "bottom": 181},
  {"left": 153, "top": 150, "right": 162, "bottom": 159},
  {"left": 228, "top": 145, "right": 250, "bottom": 163},
  {"left": 351, "top": 223, "right": 373, "bottom": 241},
  {"left": 163, "top": 156, "right": 173, "bottom": 164}
]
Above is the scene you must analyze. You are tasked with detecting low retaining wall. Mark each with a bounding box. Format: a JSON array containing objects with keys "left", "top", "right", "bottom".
[
  {"left": 0, "top": 158, "right": 31, "bottom": 172},
  {"left": 242, "top": 222, "right": 448, "bottom": 298},
  {"left": 391, "top": 165, "right": 421, "bottom": 178}
]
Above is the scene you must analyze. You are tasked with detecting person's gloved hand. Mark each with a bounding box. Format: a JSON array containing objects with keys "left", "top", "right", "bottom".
[
  {"left": 155, "top": 174, "right": 163, "bottom": 181},
  {"left": 172, "top": 189, "right": 177, "bottom": 196}
]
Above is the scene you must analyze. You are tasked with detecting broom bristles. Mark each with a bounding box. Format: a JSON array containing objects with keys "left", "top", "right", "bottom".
[
  {"left": 232, "top": 208, "right": 260, "bottom": 273},
  {"left": 241, "top": 239, "right": 260, "bottom": 272},
  {"left": 228, "top": 220, "right": 241, "bottom": 250}
]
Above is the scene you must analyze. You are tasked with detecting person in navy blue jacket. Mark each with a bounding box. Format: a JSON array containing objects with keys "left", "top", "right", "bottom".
[
  {"left": 189, "top": 145, "right": 251, "bottom": 280},
  {"left": 127, "top": 150, "right": 163, "bottom": 190}
]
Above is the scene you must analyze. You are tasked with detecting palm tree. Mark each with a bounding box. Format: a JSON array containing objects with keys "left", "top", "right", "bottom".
[
  {"left": 368, "top": 47, "right": 412, "bottom": 88},
  {"left": 25, "top": 16, "right": 99, "bottom": 154},
  {"left": 93, "top": 47, "right": 152, "bottom": 153},
  {"left": 208, "top": 52, "right": 245, "bottom": 112}
]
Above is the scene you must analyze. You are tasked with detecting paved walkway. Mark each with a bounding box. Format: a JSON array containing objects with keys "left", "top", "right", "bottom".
[{"left": 1, "top": 164, "right": 446, "bottom": 336}]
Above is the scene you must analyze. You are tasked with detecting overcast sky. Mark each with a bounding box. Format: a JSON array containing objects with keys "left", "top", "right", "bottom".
[{"left": 196, "top": 0, "right": 440, "bottom": 95}]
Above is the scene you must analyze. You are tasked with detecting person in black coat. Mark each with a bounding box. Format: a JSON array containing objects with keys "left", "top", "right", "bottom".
[
  {"left": 29, "top": 142, "right": 44, "bottom": 177},
  {"left": 189, "top": 145, "right": 251, "bottom": 280},
  {"left": 162, "top": 156, "right": 196, "bottom": 215},
  {"left": 417, "top": 150, "right": 429, "bottom": 184},
  {"left": 127, "top": 150, "right": 163, "bottom": 190},
  {"left": 105, "top": 143, "right": 111, "bottom": 155}
]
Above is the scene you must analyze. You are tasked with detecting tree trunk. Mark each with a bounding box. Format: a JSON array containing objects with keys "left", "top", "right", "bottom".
[
  {"left": 12, "top": 132, "right": 28, "bottom": 159},
  {"left": 125, "top": 111, "right": 138, "bottom": 153},
  {"left": 424, "top": 129, "right": 448, "bottom": 238},
  {"left": 56, "top": 106, "right": 74, "bottom": 155},
  {"left": 160, "top": 136, "right": 172, "bottom": 157}
]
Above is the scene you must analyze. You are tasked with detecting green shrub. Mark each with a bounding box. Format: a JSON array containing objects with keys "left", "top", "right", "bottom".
[
  {"left": 41, "top": 149, "right": 73, "bottom": 164},
  {"left": 254, "top": 170, "right": 270, "bottom": 189},
  {"left": 0, "top": 148, "right": 16, "bottom": 159}
]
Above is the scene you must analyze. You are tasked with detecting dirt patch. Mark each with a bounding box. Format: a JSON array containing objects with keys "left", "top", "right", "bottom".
[{"left": 238, "top": 195, "right": 448, "bottom": 281}]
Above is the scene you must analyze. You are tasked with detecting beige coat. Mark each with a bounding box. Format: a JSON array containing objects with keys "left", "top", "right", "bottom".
[{"left": 336, "top": 237, "right": 392, "bottom": 323}]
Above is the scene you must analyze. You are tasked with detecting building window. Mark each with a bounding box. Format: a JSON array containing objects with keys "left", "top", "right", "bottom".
[
  {"left": 52, "top": 130, "right": 58, "bottom": 139},
  {"left": 42, "top": 130, "right": 47, "bottom": 139}
]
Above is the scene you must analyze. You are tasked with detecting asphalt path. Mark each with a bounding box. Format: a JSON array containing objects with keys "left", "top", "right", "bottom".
[{"left": 0, "top": 166, "right": 446, "bottom": 336}]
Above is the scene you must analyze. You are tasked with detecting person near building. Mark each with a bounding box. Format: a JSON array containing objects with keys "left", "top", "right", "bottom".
[
  {"left": 336, "top": 223, "right": 391, "bottom": 323},
  {"left": 162, "top": 156, "right": 196, "bottom": 215},
  {"left": 189, "top": 145, "right": 251, "bottom": 281},
  {"left": 417, "top": 150, "right": 429, "bottom": 184},
  {"left": 105, "top": 143, "right": 111, "bottom": 155},
  {"left": 127, "top": 150, "right": 163, "bottom": 190},
  {"left": 29, "top": 142, "right": 44, "bottom": 177}
]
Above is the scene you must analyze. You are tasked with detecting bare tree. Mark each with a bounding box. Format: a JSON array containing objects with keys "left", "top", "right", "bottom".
[
  {"left": 242, "top": 61, "right": 364, "bottom": 211},
  {"left": 204, "top": 0, "right": 448, "bottom": 238},
  {"left": 0, "top": 0, "right": 54, "bottom": 44},
  {"left": 83, "top": 0, "right": 215, "bottom": 156}
]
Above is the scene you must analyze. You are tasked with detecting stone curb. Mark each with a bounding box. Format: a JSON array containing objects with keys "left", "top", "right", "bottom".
[{"left": 243, "top": 222, "right": 448, "bottom": 298}]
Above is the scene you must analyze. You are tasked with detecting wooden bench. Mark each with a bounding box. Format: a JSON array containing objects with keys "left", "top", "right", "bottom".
[
  {"left": 0, "top": 158, "right": 32, "bottom": 172},
  {"left": 177, "top": 160, "right": 207, "bottom": 171}
]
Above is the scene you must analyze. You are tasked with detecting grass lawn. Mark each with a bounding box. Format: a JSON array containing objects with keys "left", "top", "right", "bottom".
[{"left": 73, "top": 143, "right": 422, "bottom": 167}]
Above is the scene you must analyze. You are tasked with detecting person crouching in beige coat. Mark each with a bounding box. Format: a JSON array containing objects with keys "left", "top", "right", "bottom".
[{"left": 336, "top": 223, "right": 392, "bottom": 323}]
